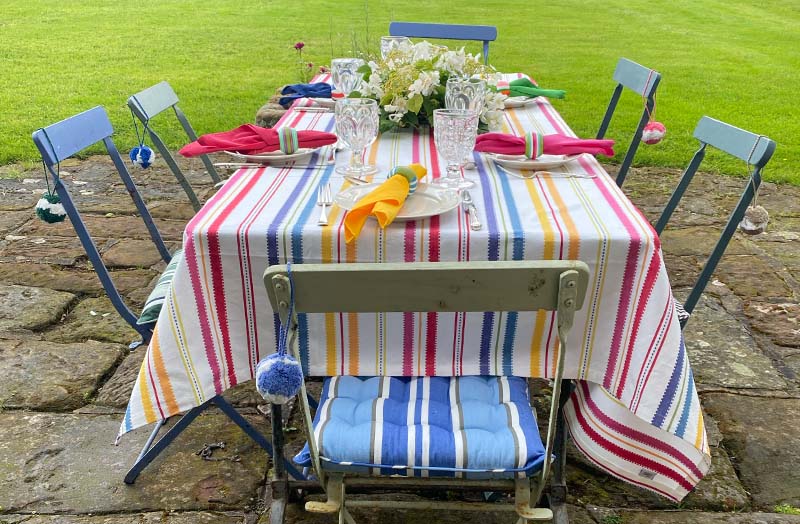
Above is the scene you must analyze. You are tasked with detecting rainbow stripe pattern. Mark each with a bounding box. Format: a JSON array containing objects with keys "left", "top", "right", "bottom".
[{"left": 119, "top": 74, "right": 710, "bottom": 501}]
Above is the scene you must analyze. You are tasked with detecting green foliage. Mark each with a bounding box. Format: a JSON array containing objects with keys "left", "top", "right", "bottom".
[
  {"left": 775, "top": 504, "right": 800, "bottom": 515},
  {"left": 601, "top": 516, "right": 623, "bottom": 524},
  {"left": 1, "top": 0, "right": 799, "bottom": 184}
]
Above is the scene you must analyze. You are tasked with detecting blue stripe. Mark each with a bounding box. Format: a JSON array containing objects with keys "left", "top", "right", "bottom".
[
  {"left": 652, "top": 338, "right": 685, "bottom": 427},
  {"left": 675, "top": 368, "right": 694, "bottom": 438}
]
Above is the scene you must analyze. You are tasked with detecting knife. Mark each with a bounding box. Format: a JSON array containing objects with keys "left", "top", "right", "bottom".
[{"left": 461, "top": 191, "right": 482, "bottom": 231}]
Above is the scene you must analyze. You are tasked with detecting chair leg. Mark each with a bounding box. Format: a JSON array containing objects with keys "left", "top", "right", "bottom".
[
  {"left": 269, "top": 403, "right": 289, "bottom": 524},
  {"left": 549, "top": 379, "right": 574, "bottom": 524}
]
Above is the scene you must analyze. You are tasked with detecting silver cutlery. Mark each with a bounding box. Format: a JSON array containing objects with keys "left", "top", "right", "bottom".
[
  {"left": 503, "top": 170, "right": 597, "bottom": 180},
  {"left": 344, "top": 175, "right": 370, "bottom": 186},
  {"left": 317, "top": 183, "right": 333, "bottom": 225},
  {"left": 295, "top": 106, "right": 333, "bottom": 113},
  {"left": 461, "top": 190, "right": 482, "bottom": 231}
]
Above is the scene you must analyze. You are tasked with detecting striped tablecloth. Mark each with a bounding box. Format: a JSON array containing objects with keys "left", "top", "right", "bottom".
[{"left": 120, "top": 75, "right": 710, "bottom": 500}]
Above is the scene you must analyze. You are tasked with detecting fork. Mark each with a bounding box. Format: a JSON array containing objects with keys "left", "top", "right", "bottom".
[{"left": 317, "top": 183, "right": 333, "bottom": 225}]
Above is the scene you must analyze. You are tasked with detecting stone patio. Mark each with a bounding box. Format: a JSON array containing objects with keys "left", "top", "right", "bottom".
[{"left": 0, "top": 157, "right": 798, "bottom": 523}]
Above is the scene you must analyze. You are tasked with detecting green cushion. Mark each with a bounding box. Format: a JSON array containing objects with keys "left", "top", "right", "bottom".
[{"left": 137, "top": 248, "right": 183, "bottom": 325}]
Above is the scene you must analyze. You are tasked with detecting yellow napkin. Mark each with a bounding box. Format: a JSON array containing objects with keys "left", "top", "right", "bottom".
[{"left": 344, "top": 163, "right": 427, "bottom": 243}]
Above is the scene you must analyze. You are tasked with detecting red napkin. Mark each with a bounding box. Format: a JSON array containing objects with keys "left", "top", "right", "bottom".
[
  {"left": 474, "top": 132, "right": 615, "bottom": 158},
  {"left": 179, "top": 124, "right": 337, "bottom": 157}
]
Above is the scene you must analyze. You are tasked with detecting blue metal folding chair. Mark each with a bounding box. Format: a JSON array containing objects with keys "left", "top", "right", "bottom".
[
  {"left": 32, "top": 106, "right": 304, "bottom": 485},
  {"left": 128, "top": 81, "right": 221, "bottom": 211},
  {"left": 597, "top": 58, "right": 661, "bottom": 188},
  {"left": 654, "top": 116, "right": 776, "bottom": 328},
  {"left": 389, "top": 21, "right": 497, "bottom": 64}
]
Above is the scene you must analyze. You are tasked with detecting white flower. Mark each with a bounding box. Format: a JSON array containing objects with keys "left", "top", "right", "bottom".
[
  {"left": 435, "top": 49, "right": 467, "bottom": 74},
  {"left": 384, "top": 96, "right": 408, "bottom": 113},
  {"left": 482, "top": 110, "right": 504, "bottom": 131},
  {"left": 388, "top": 112, "right": 406, "bottom": 122},
  {"left": 484, "top": 91, "right": 507, "bottom": 112},
  {"left": 412, "top": 41, "right": 437, "bottom": 62},
  {"left": 408, "top": 70, "right": 440, "bottom": 97}
]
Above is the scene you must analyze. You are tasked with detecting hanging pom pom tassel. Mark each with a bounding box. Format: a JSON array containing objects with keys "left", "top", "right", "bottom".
[
  {"left": 129, "top": 145, "right": 155, "bottom": 169},
  {"left": 642, "top": 121, "right": 666, "bottom": 145},
  {"left": 35, "top": 191, "right": 67, "bottom": 223},
  {"left": 739, "top": 205, "right": 769, "bottom": 235},
  {"left": 255, "top": 352, "right": 303, "bottom": 404}
]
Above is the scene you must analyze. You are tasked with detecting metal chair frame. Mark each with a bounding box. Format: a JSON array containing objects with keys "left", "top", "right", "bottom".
[
  {"left": 32, "top": 106, "right": 304, "bottom": 485},
  {"left": 389, "top": 21, "right": 497, "bottom": 64},
  {"left": 128, "top": 81, "right": 221, "bottom": 211},
  {"left": 654, "top": 116, "right": 776, "bottom": 328},
  {"left": 597, "top": 58, "right": 661, "bottom": 188},
  {"left": 263, "top": 261, "right": 590, "bottom": 524}
]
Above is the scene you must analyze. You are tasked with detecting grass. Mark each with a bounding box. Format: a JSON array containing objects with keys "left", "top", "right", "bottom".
[
  {"left": 1, "top": 0, "right": 798, "bottom": 183},
  {"left": 775, "top": 504, "right": 800, "bottom": 515}
]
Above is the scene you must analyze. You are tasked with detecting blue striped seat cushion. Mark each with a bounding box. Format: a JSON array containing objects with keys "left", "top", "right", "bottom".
[
  {"left": 136, "top": 248, "right": 183, "bottom": 325},
  {"left": 295, "top": 376, "right": 546, "bottom": 478}
]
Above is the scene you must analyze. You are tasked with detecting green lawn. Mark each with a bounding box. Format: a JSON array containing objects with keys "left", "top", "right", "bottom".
[{"left": 2, "top": 0, "right": 798, "bottom": 183}]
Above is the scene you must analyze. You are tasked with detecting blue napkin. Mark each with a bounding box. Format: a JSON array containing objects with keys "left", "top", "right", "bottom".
[{"left": 279, "top": 82, "right": 332, "bottom": 108}]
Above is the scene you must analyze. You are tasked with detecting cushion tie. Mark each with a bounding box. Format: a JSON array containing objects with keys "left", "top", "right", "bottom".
[
  {"left": 524, "top": 132, "right": 544, "bottom": 159},
  {"left": 278, "top": 127, "right": 300, "bottom": 154}
]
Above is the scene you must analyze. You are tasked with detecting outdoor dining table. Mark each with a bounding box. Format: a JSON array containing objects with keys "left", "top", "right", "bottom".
[{"left": 119, "top": 73, "right": 711, "bottom": 501}]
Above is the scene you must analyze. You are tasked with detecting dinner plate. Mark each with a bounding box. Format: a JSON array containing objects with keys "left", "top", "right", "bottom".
[
  {"left": 335, "top": 183, "right": 460, "bottom": 222},
  {"left": 487, "top": 153, "right": 582, "bottom": 170},
  {"left": 222, "top": 148, "right": 318, "bottom": 164},
  {"left": 503, "top": 96, "right": 537, "bottom": 109},
  {"left": 307, "top": 97, "right": 337, "bottom": 109}
]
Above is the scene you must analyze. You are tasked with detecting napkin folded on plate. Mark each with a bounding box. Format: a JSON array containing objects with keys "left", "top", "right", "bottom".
[
  {"left": 278, "top": 82, "right": 333, "bottom": 108},
  {"left": 496, "top": 78, "right": 566, "bottom": 100},
  {"left": 179, "top": 125, "right": 338, "bottom": 157},
  {"left": 475, "top": 132, "right": 615, "bottom": 159},
  {"left": 344, "top": 164, "right": 427, "bottom": 243}
]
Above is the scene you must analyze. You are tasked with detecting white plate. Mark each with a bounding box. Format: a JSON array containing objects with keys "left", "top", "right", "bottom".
[
  {"left": 503, "top": 96, "right": 537, "bottom": 108},
  {"left": 222, "top": 148, "right": 318, "bottom": 164},
  {"left": 487, "top": 153, "right": 582, "bottom": 170},
  {"left": 307, "top": 97, "right": 337, "bottom": 109},
  {"left": 335, "top": 183, "right": 460, "bottom": 222}
]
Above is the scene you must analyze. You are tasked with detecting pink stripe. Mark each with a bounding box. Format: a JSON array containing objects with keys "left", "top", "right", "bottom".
[
  {"left": 616, "top": 248, "right": 663, "bottom": 397},
  {"left": 145, "top": 350, "right": 166, "bottom": 419},
  {"left": 632, "top": 301, "right": 675, "bottom": 412}
]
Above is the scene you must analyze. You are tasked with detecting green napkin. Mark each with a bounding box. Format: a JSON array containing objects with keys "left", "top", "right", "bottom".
[{"left": 507, "top": 78, "right": 566, "bottom": 99}]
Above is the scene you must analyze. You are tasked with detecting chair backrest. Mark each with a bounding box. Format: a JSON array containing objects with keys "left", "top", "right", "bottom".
[
  {"left": 32, "top": 105, "right": 172, "bottom": 345},
  {"left": 597, "top": 58, "right": 661, "bottom": 188},
  {"left": 389, "top": 21, "right": 497, "bottom": 64},
  {"left": 654, "top": 116, "right": 776, "bottom": 327},
  {"left": 127, "top": 81, "right": 221, "bottom": 211}
]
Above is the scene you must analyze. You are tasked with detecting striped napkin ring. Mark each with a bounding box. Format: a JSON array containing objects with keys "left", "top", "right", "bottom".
[
  {"left": 388, "top": 165, "right": 422, "bottom": 194},
  {"left": 524, "top": 132, "right": 544, "bottom": 159},
  {"left": 278, "top": 127, "right": 300, "bottom": 154}
]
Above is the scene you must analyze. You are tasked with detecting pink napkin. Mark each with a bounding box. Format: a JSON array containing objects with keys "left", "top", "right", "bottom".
[
  {"left": 179, "top": 124, "right": 337, "bottom": 157},
  {"left": 474, "top": 132, "right": 615, "bottom": 159}
]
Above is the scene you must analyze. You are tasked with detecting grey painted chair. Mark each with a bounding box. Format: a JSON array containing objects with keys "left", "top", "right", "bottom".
[
  {"left": 127, "top": 81, "right": 221, "bottom": 211},
  {"left": 32, "top": 106, "right": 303, "bottom": 486},
  {"left": 389, "top": 21, "right": 497, "bottom": 64},
  {"left": 263, "top": 261, "right": 589, "bottom": 524},
  {"left": 654, "top": 116, "right": 776, "bottom": 328},
  {"left": 597, "top": 58, "right": 661, "bottom": 188}
]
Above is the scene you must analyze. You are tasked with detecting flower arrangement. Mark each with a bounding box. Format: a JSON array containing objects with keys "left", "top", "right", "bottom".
[{"left": 354, "top": 41, "right": 506, "bottom": 133}]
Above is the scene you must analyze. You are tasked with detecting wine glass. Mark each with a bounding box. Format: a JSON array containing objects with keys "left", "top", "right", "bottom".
[
  {"left": 445, "top": 77, "right": 487, "bottom": 113},
  {"left": 331, "top": 58, "right": 366, "bottom": 97},
  {"left": 380, "top": 36, "right": 412, "bottom": 59},
  {"left": 335, "top": 98, "right": 379, "bottom": 176},
  {"left": 432, "top": 109, "right": 479, "bottom": 190}
]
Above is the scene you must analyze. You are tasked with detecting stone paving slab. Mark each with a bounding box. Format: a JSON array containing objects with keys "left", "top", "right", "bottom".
[
  {"left": 0, "top": 211, "right": 32, "bottom": 235},
  {"left": 681, "top": 293, "right": 788, "bottom": 390},
  {"left": 715, "top": 255, "right": 794, "bottom": 300},
  {"left": 587, "top": 508, "right": 800, "bottom": 523},
  {"left": 0, "top": 412, "right": 268, "bottom": 514},
  {"left": 0, "top": 237, "right": 88, "bottom": 266},
  {"left": 0, "top": 285, "right": 75, "bottom": 332},
  {"left": 702, "top": 394, "right": 800, "bottom": 508},
  {"left": 0, "top": 338, "right": 124, "bottom": 410},
  {"left": 101, "top": 239, "right": 180, "bottom": 269},
  {"left": 0, "top": 263, "right": 157, "bottom": 297},
  {"left": 17, "top": 215, "right": 186, "bottom": 242},
  {"left": 0, "top": 512, "right": 245, "bottom": 524},
  {"left": 43, "top": 296, "right": 139, "bottom": 346}
]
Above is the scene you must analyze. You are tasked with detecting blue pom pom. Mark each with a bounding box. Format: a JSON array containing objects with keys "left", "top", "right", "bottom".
[
  {"left": 255, "top": 352, "right": 303, "bottom": 404},
  {"left": 130, "top": 145, "right": 155, "bottom": 168}
]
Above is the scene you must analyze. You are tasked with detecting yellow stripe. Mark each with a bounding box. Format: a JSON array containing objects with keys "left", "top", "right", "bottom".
[
  {"left": 168, "top": 287, "right": 203, "bottom": 404},
  {"left": 542, "top": 177, "right": 580, "bottom": 260},
  {"left": 138, "top": 346, "right": 156, "bottom": 423},
  {"left": 694, "top": 411, "right": 705, "bottom": 450},
  {"left": 529, "top": 311, "right": 548, "bottom": 376},
  {"left": 150, "top": 332, "right": 179, "bottom": 414},
  {"left": 321, "top": 188, "right": 340, "bottom": 376},
  {"left": 346, "top": 219, "right": 360, "bottom": 375},
  {"left": 525, "top": 178, "right": 555, "bottom": 259}
]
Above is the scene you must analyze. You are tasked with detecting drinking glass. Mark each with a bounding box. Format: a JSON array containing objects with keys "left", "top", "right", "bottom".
[
  {"left": 380, "top": 36, "right": 412, "bottom": 59},
  {"left": 432, "top": 109, "right": 479, "bottom": 189},
  {"left": 335, "top": 98, "right": 379, "bottom": 176},
  {"left": 331, "top": 58, "right": 366, "bottom": 96},
  {"left": 445, "top": 77, "right": 487, "bottom": 113}
]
